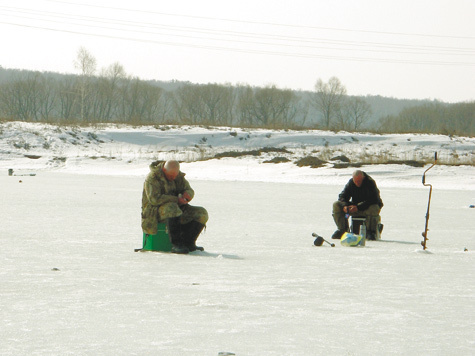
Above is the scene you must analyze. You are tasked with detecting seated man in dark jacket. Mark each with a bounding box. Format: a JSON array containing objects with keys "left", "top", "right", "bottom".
[{"left": 332, "top": 170, "right": 383, "bottom": 240}]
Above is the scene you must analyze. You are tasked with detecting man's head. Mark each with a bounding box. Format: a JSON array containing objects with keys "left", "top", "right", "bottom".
[
  {"left": 352, "top": 170, "right": 365, "bottom": 187},
  {"left": 163, "top": 160, "right": 180, "bottom": 181}
]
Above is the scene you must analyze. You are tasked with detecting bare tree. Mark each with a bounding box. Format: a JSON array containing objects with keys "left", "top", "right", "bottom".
[
  {"left": 118, "top": 77, "right": 163, "bottom": 123},
  {"left": 197, "top": 83, "right": 235, "bottom": 125},
  {"left": 0, "top": 71, "right": 42, "bottom": 121},
  {"left": 236, "top": 85, "right": 255, "bottom": 126},
  {"left": 270, "top": 87, "right": 299, "bottom": 128},
  {"left": 96, "top": 62, "right": 126, "bottom": 121},
  {"left": 234, "top": 85, "right": 300, "bottom": 128},
  {"left": 449, "top": 102, "right": 474, "bottom": 136},
  {"left": 297, "top": 98, "right": 310, "bottom": 128},
  {"left": 37, "top": 76, "right": 58, "bottom": 120},
  {"left": 156, "top": 91, "right": 174, "bottom": 123},
  {"left": 346, "top": 97, "right": 372, "bottom": 131},
  {"left": 378, "top": 101, "right": 474, "bottom": 136},
  {"left": 311, "top": 77, "right": 347, "bottom": 129},
  {"left": 334, "top": 98, "right": 351, "bottom": 131},
  {"left": 252, "top": 85, "right": 299, "bottom": 128},
  {"left": 334, "top": 96, "right": 371, "bottom": 131},
  {"left": 173, "top": 84, "right": 203, "bottom": 124},
  {"left": 0, "top": 81, "right": 20, "bottom": 119},
  {"left": 141, "top": 84, "right": 164, "bottom": 123},
  {"left": 57, "top": 75, "right": 79, "bottom": 121},
  {"left": 74, "top": 47, "right": 97, "bottom": 121}
]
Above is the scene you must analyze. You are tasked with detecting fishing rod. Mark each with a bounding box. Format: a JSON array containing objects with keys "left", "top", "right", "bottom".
[{"left": 421, "top": 152, "right": 437, "bottom": 250}]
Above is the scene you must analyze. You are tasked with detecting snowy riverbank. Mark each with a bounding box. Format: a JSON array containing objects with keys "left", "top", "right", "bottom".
[{"left": 1, "top": 121, "right": 474, "bottom": 190}]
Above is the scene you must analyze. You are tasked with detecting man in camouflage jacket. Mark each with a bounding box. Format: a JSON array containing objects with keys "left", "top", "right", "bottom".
[{"left": 141, "top": 160, "right": 208, "bottom": 254}]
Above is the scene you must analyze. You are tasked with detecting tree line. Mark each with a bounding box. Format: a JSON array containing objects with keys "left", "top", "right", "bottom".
[{"left": 0, "top": 48, "right": 473, "bottom": 136}]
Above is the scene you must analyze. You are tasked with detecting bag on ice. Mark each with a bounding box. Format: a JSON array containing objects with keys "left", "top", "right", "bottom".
[{"left": 340, "top": 232, "right": 364, "bottom": 247}]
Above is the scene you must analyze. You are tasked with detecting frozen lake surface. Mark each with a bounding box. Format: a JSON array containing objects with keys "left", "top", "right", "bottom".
[{"left": 1, "top": 172, "right": 474, "bottom": 355}]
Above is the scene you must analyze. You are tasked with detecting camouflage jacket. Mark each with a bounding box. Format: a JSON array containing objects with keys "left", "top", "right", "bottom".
[{"left": 141, "top": 161, "right": 194, "bottom": 235}]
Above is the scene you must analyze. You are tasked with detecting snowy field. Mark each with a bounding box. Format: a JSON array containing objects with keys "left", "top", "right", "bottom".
[{"left": 1, "top": 123, "right": 474, "bottom": 355}]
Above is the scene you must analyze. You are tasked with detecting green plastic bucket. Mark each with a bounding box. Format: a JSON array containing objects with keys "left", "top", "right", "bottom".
[{"left": 142, "top": 223, "right": 172, "bottom": 252}]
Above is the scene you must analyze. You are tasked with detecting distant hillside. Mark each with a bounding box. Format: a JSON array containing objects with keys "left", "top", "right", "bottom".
[
  {"left": 1, "top": 66, "right": 471, "bottom": 135},
  {"left": 0, "top": 66, "right": 435, "bottom": 123},
  {"left": 362, "top": 95, "right": 435, "bottom": 124}
]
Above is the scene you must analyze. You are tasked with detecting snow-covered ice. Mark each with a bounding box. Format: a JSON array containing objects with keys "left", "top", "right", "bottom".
[{"left": 1, "top": 123, "right": 474, "bottom": 355}]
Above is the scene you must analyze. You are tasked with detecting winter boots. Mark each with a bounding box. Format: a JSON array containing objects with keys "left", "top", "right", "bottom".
[
  {"left": 167, "top": 217, "right": 189, "bottom": 254},
  {"left": 167, "top": 218, "right": 205, "bottom": 254},
  {"left": 181, "top": 220, "right": 205, "bottom": 252},
  {"left": 331, "top": 230, "right": 345, "bottom": 239}
]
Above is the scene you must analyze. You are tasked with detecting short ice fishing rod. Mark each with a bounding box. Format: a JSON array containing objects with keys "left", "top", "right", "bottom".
[
  {"left": 312, "top": 233, "right": 335, "bottom": 247},
  {"left": 421, "top": 152, "right": 437, "bottom": 250}
]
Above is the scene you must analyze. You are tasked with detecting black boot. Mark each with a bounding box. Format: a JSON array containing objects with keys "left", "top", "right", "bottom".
[
  {"left": 331, "top": 230, "right": 344, "bottom": 239},
  {"left": 171, "top": 245, "right": 190, "bottom": 254},
  {"left": 366, "top": 231, "right": 376, "bottom": 240},
  {"left": 181, "top": 221, "right": 205, "bottom": 252},
  {"left": 167, "top": 218, "right": 189, "bottom": 254}
]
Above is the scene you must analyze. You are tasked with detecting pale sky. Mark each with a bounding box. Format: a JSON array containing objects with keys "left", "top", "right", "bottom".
[{"left": 1, "top": 0, "right": 474, "bottom": 102}]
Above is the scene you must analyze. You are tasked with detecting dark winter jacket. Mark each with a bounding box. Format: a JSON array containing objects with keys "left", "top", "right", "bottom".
[
  {"left": 141, "top": 161, "right": 194, "bottom": 235},
  {"left": 338, "top": 172, "right": 383, "bottom": 211}
]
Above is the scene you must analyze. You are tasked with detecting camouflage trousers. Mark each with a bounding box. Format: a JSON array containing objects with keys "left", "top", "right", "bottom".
[
  {"left": 159, "top": 202, "right": 208, "bottom": 225},
  {"left": 332, "top": 201, "right": 381, "bottom": 232}
]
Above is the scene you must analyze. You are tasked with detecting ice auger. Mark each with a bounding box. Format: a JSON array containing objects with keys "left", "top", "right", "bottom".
[{"left": 421, "top": 152, "right": 437, "bottom": 250}]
